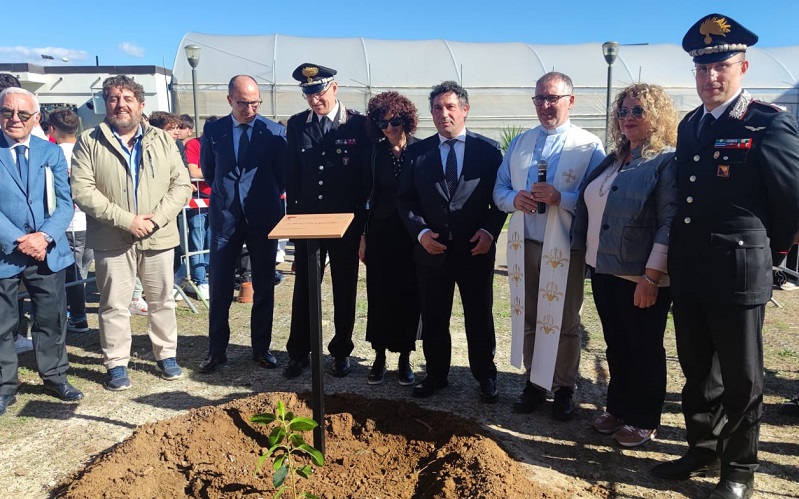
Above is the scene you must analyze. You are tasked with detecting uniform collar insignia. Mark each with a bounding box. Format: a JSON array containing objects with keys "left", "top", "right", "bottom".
[{"left": 728, "top": 90, "right": 752, "bottom": 120}]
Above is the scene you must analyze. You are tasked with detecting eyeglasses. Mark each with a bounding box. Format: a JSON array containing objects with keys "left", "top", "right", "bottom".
[
  {"left": 378, "top": 117, "right": 403, "bottom": 129},
  {"left": 617, "top": 106, "right": 645, "bottom": 119},
  {"left": 532, "top": 94, "right": 570, "bottom": 107},
  {"left": 0, "top": 108, "right": 35, "bottom": 122},
  {"left": 236, "top": 100, "right": 262, "bottom": 109},
  {"left": 692, "top": 60, "right": 744, "bottom": 78},
  {"left": 302, "top": 84, "right": 332, "bottom": 102}
]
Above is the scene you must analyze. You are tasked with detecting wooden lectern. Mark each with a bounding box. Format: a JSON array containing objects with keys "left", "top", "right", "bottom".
[{"left": 268, "top": 213, "right": 354, "bottom": 453}]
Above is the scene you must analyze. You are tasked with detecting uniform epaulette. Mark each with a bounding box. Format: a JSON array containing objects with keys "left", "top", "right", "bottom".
[
  {"left": 289, "top": 110, "right": 309, "bottom": 120},
  {"left": 749, "top": 99, "right": 786, "bottom": 113},
  {"left": 346, "top": 108, "right": 362, "bottom": 116}
]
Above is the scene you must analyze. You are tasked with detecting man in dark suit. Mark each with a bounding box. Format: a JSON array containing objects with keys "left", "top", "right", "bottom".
[
  {"left": 651, "top": 14, "right": 799, "bottom": 499},
  {"left": 396, "top": 81, "right": 506, "bottom": 402},
  {"left": 198, "top": 75, "right": 287, "bottom": 373},
  {"left": 0, "top": 87, "right": 84, "bottom": 415},
  {"left": 282, "top": 63, "right": 371, "bottom": 379}
]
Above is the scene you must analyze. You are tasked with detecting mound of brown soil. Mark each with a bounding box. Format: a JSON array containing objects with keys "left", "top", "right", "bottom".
[{"left": 54, "top": 392, "right": 565, "bottom": 499}]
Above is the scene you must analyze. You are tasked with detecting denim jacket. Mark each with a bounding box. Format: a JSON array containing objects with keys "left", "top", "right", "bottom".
[{"left": 572, "top": 147, "right": 677, "bottom": 276}]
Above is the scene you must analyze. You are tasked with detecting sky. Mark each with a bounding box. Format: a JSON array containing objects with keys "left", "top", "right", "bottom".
[{"left": 2, "top": 1, "right": 797, "bottom": 69}]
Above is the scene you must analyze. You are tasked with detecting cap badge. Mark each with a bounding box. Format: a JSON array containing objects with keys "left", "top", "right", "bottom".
[
  {"left": 302, "top": 66, "right": 319, "bottom": 83},
  {"left": 700, "top": 16, "right": 731, "bottom": 44}
]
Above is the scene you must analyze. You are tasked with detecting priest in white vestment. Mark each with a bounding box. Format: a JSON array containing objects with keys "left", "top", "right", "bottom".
[{"left": 493, "top": 72, "right": 605, "bottom": 421}]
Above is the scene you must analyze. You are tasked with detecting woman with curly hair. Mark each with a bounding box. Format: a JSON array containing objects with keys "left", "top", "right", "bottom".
[
  {"left": 573, "top": 83, "right": 678, "bottom": 447},
  {"left": 359, "top": 91, "right": 421, "bottom": 386}
]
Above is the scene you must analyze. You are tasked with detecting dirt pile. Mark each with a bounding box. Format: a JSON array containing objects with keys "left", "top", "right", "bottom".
[{"left": 54, "top": 392, "right": 570, "bottom": 499}]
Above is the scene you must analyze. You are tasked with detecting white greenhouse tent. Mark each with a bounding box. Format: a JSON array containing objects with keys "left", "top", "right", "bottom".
[{"left": 171, "top": 33, "right": 799, "bottom": 141}]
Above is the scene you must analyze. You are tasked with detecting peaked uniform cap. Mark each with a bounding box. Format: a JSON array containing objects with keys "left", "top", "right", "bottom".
[
  {"left": 682, "top": 13, "right": 758, "bottom": 64},
  {"left": 292, "top": 63, "right": 337, "bottom": 95}
]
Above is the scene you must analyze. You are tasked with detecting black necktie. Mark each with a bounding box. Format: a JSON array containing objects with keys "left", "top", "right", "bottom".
[
  {"left": 445, "top": 139, "right": 458, "bottom": 196},
  {"left": 697, "top": 113, "right": 715, "bottom": 138},
  {"left": 16, "top": 145, "right": 28, "bottom": 180},
  {"left": 237, "top": 123, "right": 249, "bottom": 167},
  {"left": 319, "top": 115, "right": 329, "bottom": 135}
]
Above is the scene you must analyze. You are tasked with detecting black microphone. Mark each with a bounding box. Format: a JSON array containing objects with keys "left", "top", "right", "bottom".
[{"left": 536, "top": 160, "right": 547, "bottom": 214}]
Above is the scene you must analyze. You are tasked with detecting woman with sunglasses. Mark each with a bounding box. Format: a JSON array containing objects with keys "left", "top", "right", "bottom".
[
  {"left": 359, "top": 91, "right": 421, "bottom": 386},
  {"left": 573, "top": 83, "right": 678, "bottom": 447}
]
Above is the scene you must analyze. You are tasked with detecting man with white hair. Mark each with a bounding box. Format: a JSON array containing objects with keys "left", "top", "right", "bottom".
[{"left": 0, "top": 87, "right": 84, "bottom": 415}]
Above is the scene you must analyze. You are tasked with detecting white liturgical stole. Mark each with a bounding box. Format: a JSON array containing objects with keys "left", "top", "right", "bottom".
[{"left": 506, "top": 125, "right": 596, "bottom": 390}]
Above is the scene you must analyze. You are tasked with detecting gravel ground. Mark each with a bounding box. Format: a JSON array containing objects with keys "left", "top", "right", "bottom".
[{"left": 1, "top": 244, "right": 798, "bottom": 498}]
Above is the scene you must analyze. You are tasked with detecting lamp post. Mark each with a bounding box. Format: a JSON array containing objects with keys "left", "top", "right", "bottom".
[
  {"left": 602, "top": 41, "right": 620, "bottom": 147},
  {"left": 184, "top": 45, "right": 201, "bottom": 134}
]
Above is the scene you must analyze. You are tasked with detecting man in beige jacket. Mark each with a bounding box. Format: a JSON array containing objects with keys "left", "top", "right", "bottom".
[{"left": 71, "top": 75, "right": 191, "bottom": 391}]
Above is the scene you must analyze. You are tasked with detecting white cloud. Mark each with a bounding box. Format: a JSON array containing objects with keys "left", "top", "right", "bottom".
[
  {"left": 0, "top": 46, "right": 89, "bottom": 63},
  {"left": 118, "top": 42, "right": 145, "bottom": 58}
]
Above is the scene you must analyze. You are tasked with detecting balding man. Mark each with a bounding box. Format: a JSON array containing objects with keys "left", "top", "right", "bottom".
[
  {"left": 198, "top": 75, "right": 287, "bottom": 374},
  {"left": 0, "top": 87, "right": 83, "bottom": 415}
]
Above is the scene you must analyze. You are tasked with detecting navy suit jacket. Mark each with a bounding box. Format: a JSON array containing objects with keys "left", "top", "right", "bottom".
[
  {"left": 0, "top": 134, "right": 74, "bottom": 278},
  {"left": 396, "top": 130, "right": 506, "bottom": 267},
  {"left": 200, "top": 115, "right": 287, "bottom": 235}
]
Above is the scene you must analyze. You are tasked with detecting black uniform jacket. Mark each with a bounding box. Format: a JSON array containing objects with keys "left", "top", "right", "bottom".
[
  {"left": 668, "top": 91, "right": 799, "bottom": 305},
  {"left": 285, "top": 104, "right": 371, "bottom": 219}
]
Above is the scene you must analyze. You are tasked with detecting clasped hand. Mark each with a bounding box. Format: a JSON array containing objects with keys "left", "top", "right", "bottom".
[
  {"left": 420, "top": 230, "right": 491, "bottom": 256},
  {"left": 16, "top": 232, "right": 48, "bottom": 261},
  {"left": 129, "top": 214, "right": 157, "bottom": 238},
  {"left": 513, "top": 182, "right": 561, "bottom": 213}
]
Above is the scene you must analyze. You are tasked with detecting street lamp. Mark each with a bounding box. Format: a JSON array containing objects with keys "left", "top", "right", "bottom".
[
  {"left": 184, "top": 45, "right": 201, "bottom": 134},
  {"left": 602, "top": 41, "right": 620, "bottom": 147}
]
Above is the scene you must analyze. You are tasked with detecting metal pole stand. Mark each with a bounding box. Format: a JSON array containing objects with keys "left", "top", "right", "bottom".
[{"left": 307, "top": 240, "right": 325, "bottom": 454}]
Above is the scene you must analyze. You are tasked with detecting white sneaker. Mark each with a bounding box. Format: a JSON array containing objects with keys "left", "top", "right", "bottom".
[
  {"left": 196, "top": 283, "right": 210, "bottom": 301},
  {"left": 14, "top": 335, "right": 33, "bottom": 354},
  {"left": 129, "top": 298, "right": 148, "bottom": 316},
  {"left": 173, "top": 289, "right": 184, "bottom": 301}
]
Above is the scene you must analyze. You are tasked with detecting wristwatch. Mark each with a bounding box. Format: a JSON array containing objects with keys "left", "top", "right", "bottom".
[{"left": 42, "top": 232, "right": 54, "bottom": 244}]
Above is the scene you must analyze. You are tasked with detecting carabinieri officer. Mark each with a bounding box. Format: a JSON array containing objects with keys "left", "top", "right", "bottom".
[
  {"left": 283, "top": 63, "right": 371, "bottom": 379},
  {"left": 652, "top": 13, "right": 799, "bottom": 499}
]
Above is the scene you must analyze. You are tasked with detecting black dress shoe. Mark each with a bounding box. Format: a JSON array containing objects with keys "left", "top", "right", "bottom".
[
  {"left": 479, "top": 378, "right": 499, "bottom": 403},
  {"left": 43, "top": 381, "right": 84, "bottom": 402},
  {"left": 651, "top": 451, "right": 721, "bottom": 480},
  {"left": 331, "top": 357, "right": 352, "bottom": 377},
  {"left": 283, "top": 356, "right": 310, "bottom": 379},
  {"left": 397, "top": 352, "right": 415, "bottom": 386},
  {"left": 198, "top": 354, "right": 228, "bottom": 374},
  {"left": 411, "top": 375, "right": 449, "bottom": 398},
  {"left": 253, "top": 350, "right": 278, "bottom": 369},
  {"left": 367, "top": 352, "right": 386, "bottom": 385},
  {"left": 513, "top": 381, "right": 546, "bottom": 413},
  {"left": 552, "top": 387, "right": 575, "bottom": 421},
  {"left": 708, "top": 478, "right": 754, "bottom": 499},
  {"left": 0, "top": 394, "right": 17, "bottom": 415}
]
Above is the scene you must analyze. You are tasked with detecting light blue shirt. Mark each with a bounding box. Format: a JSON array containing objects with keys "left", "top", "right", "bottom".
[
  {"left": 494, "top": 121, "right": 605, "bottom": 242},
  {"left": 111, "top": 124, "right": 143, "bottom": 211},
  {"left": 231, "top": 115, "right": 256, "bottom": 162}
]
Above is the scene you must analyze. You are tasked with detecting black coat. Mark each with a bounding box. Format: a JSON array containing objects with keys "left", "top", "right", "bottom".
[
  {"left": 396, "top": 130, "right": 506, "bottom": 268},
  {"left": 668, "top": 92, "right": 799, "bottom": 305}
]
